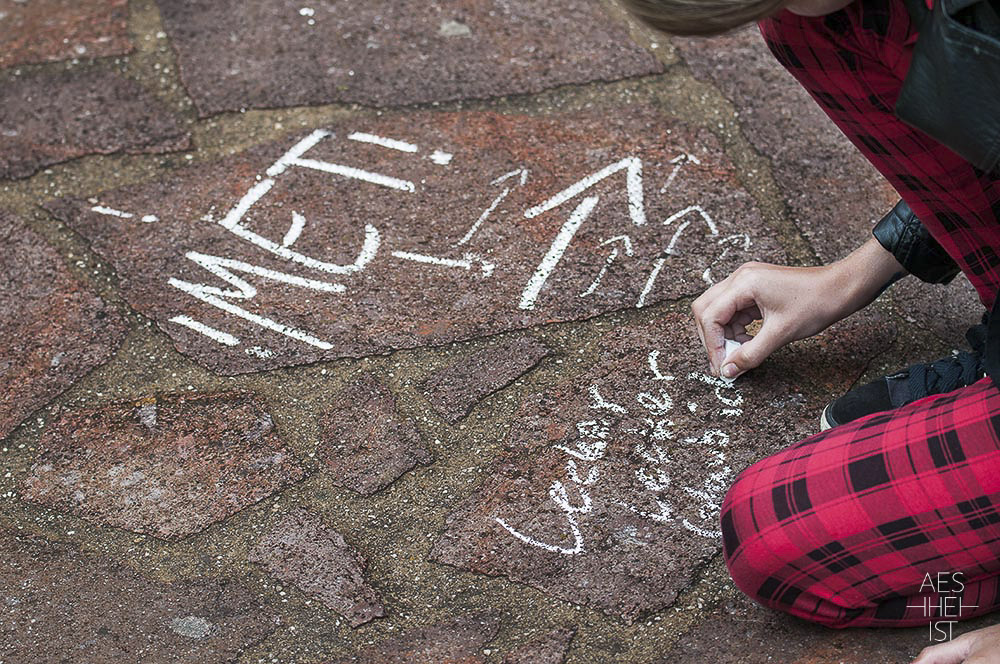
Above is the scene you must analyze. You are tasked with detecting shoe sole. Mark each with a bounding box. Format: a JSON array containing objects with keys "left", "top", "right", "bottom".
[{"left": 819, "top": 403, "right": 835, "bottom": 432}]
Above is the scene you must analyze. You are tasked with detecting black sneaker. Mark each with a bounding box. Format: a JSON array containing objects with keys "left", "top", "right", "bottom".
[{"left": 819, "top": 320, "right": 988, "bottom": 431}]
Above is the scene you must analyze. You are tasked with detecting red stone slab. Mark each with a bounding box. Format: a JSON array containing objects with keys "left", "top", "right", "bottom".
[
  {"left": 47, "top": 109, "right": 780, "bottom": 374},
  {"left": 155, "top": 0, "right": 661, "bottom": 116},
  {"left": 22, "top": 392, "right": 308, "bottom": 540},
  {"left": 318, "top": 374, "right": 433, "bottom": 495},
  {"left": 0, "top": 0, "right": 132, "bottom": 68},
  {"left": 655, "top": 592, "right": 996, "bottom": 664},
  {"left": 430, "top": 312, "right": 895, "bottom": 621},
  {"left": 0, "top": 209, "right": 125, "bottom": 440},
  {"left": 326, "top": 616, "right": 499, "bottom": 664},
  {"left": 0, "top": 68, "right": 190, "bottom": 181},
  {"left": 890, "top": 276, "right": 984, "bottom": 348},
  {"left": 0, "top": 533, "right": 276, "bottom": 663},
  {"left": 249, "top": 508, "right": 385, "bottom": 626},
  {"left": 674, "top": 28, "right": 983, "bottom": 346},
  {"left": 420, "top": 336, "right": 551, "bottom": 423},
  {"left": 503, "top": 627, "right": 576, "bottom": 664},
  {"left": 675, "top": 27, "right": 897, "bottom": 263}
]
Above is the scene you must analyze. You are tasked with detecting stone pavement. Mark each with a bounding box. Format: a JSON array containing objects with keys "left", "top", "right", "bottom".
[{"left": 0, "top": 1, "right": 990, "bottom": 662}]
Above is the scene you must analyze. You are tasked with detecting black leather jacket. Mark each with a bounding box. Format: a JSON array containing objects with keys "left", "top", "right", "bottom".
[
  {"left": 874, "top": 200, "right": 1000, "bottom": 388},
  {"left": 872, "top": 199, "right": 960, "bottom": 284}
]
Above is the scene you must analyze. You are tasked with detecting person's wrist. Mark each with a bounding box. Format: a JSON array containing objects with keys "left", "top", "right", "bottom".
[
  {"left": 829, "top": 238, "right": 906, "bottom": 316},
  {"left": 814, "top": 258, "right": 864, "bottom": 322}
]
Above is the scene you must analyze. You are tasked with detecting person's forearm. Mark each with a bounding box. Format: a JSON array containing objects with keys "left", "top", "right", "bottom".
[
  {"left": 826, "top": 236, "right": 907, "bottom": 319},
  {"left": 692, "top": 237, "right": 908, "bottom": 379}
]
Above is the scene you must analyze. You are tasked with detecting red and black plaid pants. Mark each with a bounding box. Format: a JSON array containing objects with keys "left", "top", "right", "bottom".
[{"left": 721, "top": 1, "right": 1000, "bottom": 628}]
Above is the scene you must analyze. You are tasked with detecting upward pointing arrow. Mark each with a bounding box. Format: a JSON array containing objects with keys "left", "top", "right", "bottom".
[
  {"left": 663, "top": 205, "right": 719, "bottom": 256},
  {"left": 520, "top": 195, "right": 601, "bottom": 310},
  {"left": 636, "top": 206, "right": 720, "bottom": 309},
  {"left": 660, "top": 152, "right": 702, "bottom": 193},
  {"left": 580, "top": 235, "right": 636, "bottom": 298},
  {"left": 523, "top": 157, "right": 647, "bottom": 227}
]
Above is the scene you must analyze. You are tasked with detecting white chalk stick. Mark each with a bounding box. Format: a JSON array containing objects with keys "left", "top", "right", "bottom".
[{"left": 721, "top": 339, "right": 742, "bottom": 385}]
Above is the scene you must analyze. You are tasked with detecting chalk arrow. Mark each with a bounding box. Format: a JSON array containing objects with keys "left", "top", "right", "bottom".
[
  {"left": 580, "top": 235, "right": 636, "bottom": 297},
  {"left": 702, "top": 233, "right": 753, "bottom": 284},
  {"left": 523, "top": 157, "right": 646, "bottom": 227},
  {"left": 601, "top": 234, "right": 635, "bottom": 255},
  {"left": 520, "top": 195, "right": 600, "bottom": 310},
  {"left": 492, "top": 168, "right": 530, "bottom": 186},
  {"left": 663, "top": 205, "right": 719, "bottom": 256},
  {"left": 659, "top": 153, "right": 702, "bottom": 193},
  {"left": 391, "top": 250, "right": 496, "bottom": 278},
  {"left": 637, "top": 206, "right": 720, "bottom": 308}
]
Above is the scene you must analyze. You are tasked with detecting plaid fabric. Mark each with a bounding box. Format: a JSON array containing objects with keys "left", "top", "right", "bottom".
[
  {"left": 721, "top": 379, "right": 1000, "bottom": 627},
  {"left": 720, "top": 2, "right": 1000, "bottom": 628},
  {"left": 759, "top": 0, "right": 1000, "bottom": 309}
]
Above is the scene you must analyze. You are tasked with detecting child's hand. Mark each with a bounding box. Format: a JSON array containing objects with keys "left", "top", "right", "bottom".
[
  {"left": 692, "top": 261, "right": 846, "bottom": 379},
  {"left": 691, "top": 237, "right": 906, "bottom": 380}
]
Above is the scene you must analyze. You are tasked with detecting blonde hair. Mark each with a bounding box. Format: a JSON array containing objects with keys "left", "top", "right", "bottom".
[{"left": 619, "top": 0, "right": 786, "bottom": 36}]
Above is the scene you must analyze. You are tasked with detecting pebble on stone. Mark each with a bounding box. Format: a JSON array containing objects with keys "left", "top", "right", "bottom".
[
  {"left": 248, "top": 508, "right": 385, "bottom": 627},
  {"left": 317, "top": 375, "right": 432, "bottom": 495},
  {"left": 46, "top": 109, "right": 779, "bottom": 374},
  {"left": 0, "top": 0, "right": 132, "bottom": 68},
  {"left": 22, "top": 391, "right": 307, "bottom": 540},
  {"left": 421, "top": 336, "right": 551, "bottom": 423},
  {"left": 430, "top": 313, "right": 895, "bottom": 621},
  {"left": 0, "top": 68, "right": 190, "bottom": 181},
  {"left": 503, "top": 626, "right": 576, "bottom": 664},
  {"left": 327, "top": 615, "right": 500, "bottom": 664},
  {"left": 0, "top": 532, "right": 276, "bottom": 663},
  {"left": 154, "top": 0, "right": 661, "bottom": 115},
  {"left": 0, "top": 209, "right": 125, "bottom": 440}
]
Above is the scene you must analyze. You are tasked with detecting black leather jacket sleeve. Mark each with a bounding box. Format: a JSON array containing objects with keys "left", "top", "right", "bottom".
[{"left": 872, "top": 199, "right": 960, "bottom": 284}]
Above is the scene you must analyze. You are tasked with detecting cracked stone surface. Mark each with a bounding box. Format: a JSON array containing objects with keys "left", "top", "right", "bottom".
[
  {"left": 155, "top": 0, "right": 662, "bottom": 116},
  {"left": 326, "top": 615, "right": 500, "bottom": 663},
  {"left": 0, "top": 0, "right": 132, "bottom": 68},
  {"left": 420, "top": 336, "right": 551, "bottom": 423},
  {"left": 0, "top": 532, "right": 277, "bottom": 663},
  {"left": 503, "top": 626, "right": 576, "bottom": 664},
  {"left": 0, "top": 209, "right": 125, "bottom": 440},
  {"left": 317, "top": 374, "right": 432, "bottom": 495},
  {"left": 430, "top": 312, "right": 895, "bottom": 621},
  {"left": 674, "top": 27, "right": 983, "bottom": 346},
  {"left": 249, "top": 508, "right": 385, "bottom": 627},
  {"left": 22, "top": 391, "right": 307, "bottom": 540},
  {"left": 0, "top": 68, "right": 190, "bottom": 181},
  {"left": 3, "top": 2, "right": 977, "bottom": 659},
  {"left": 46, "top": 109, "right": 779, "bottom": 374},
  {"left": 889, "top": 276, "right": 984, "bottom": 348}
]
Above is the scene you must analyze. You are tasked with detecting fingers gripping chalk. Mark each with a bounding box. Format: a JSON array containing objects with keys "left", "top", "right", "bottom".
[{"left": 721, "top": 338, "right": 742, "bottom": 385}]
